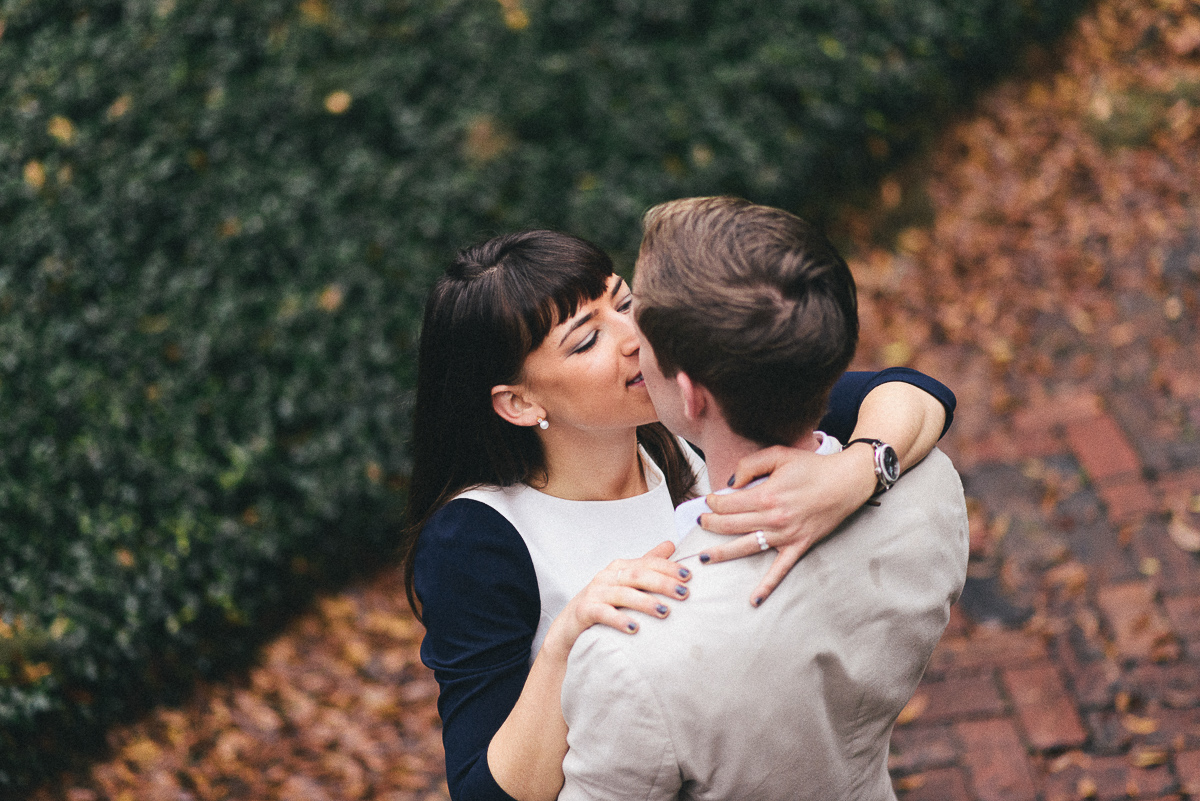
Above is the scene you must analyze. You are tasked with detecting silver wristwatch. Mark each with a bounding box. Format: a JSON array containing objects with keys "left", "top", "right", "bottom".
[{"left": 846, "top": 438, "right": 900, "bottom": 496}]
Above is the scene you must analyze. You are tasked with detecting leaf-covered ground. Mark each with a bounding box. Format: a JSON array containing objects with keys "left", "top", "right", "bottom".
[{"left": 30, "top": 0, "right": 1200, "bottom": 798}]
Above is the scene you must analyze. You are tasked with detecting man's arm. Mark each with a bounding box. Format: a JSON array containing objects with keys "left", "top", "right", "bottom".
[{"left": 559, "top": 631, "right": 680, "bottom": 801}]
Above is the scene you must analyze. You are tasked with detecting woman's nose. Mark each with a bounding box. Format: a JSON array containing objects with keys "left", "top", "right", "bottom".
[{"left": 615, "top": 311, "right": 640, "bottom": 355}]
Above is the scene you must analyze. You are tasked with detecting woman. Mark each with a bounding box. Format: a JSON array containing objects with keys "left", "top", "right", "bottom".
[{"left": 403, "top": 230, "right": 953, "bottom": 801}]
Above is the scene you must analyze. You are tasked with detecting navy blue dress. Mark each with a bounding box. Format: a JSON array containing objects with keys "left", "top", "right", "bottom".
[{"left": 414, "top": 368, "right": 955, "bottom": 801}]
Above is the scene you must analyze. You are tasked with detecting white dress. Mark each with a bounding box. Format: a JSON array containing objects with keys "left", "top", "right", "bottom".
[{"left": 458, "top": 441, "right": 710, "bottom": 660}]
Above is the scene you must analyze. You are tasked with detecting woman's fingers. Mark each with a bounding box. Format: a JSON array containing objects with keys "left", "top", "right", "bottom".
[
  {"left": 698, "top": 505, "right": 773, "bottom": 536},
  {"left": 725, "top": 445, "right": 795, "bottom": 489},
  {"left": 747, "top": 545, "right": 805, "bottom": 607},
  {"left": 578, "top": 585, "right": 673, "bottom": 634},
  {"left": 690, "top": 531, "right": 770, "bottom": 564},
  {"left": 607, "top": 560, "right": 690, "bottom": 599},
  {"left": 642, "top": 540, "right": 677, "bottom": 560}
]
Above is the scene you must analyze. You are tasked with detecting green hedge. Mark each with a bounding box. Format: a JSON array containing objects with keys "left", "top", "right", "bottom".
[{"left": 0, "top": 0, "right": 1083, "bottom": 789}]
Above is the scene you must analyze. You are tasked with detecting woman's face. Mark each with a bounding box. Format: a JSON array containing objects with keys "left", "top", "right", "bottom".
[{"left": 517, "top": 274, "right": 657, "bottom": 434}]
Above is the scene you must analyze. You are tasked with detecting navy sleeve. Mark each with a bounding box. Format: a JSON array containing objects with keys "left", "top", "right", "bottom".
[
  {"left": 414, "top": 499, "right": 540, "bottom": 801},
  {"left": 819, "top": 367, "right": 956, "bottom": 444}
]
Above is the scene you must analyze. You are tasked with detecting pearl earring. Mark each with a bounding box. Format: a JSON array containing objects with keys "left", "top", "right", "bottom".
[{"left": 537, "top": 417, "right": 549, "bottom": 430}]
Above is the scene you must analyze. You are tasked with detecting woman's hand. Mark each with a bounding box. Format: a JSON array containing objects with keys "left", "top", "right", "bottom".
[
  {"left": 542, "top": 540, "right": 691, "bottom": 660},
  {"left": 696, "top": 380, "right": 947, "bottom": 606},
  {"left": 697, "top": 445, "right": 878, "bottom": 606}
]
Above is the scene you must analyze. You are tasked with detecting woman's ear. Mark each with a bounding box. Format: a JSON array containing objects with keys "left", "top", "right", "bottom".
[{"left": 491, "top": 385, "right": 544, "bottom": 427}]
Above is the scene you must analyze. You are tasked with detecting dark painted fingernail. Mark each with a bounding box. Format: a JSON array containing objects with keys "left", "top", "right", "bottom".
[
  {"left": 675, "top": 585, "right": 688, "bottom": 597},
  {"left": 727, "top": 474, "right": 736, "bottom": 487},
  {"left": 678, "top": 567, "right": 691, "bottom": 579},
  {"left": 655, "top": 603, "right": 668, "bottom": 615},
  {"left": 699, "top": 554, "right": 711, "bottom": 564},
  {"left": 627, "top": 621, "right": 638, "bottom": 633},
  {"left": 696, "top": 514, "right": 703, "bottom": 525},
  {"left": 753, "top": 596, "right": 765, "bottom": 607}
]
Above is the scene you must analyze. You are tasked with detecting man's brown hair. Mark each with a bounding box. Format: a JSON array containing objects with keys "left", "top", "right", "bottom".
[{"left": 634, "top": 196, "right": 858, "bottom": 447}]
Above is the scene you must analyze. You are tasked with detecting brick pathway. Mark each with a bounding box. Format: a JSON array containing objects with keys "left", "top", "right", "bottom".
[
  {"left": 31, "top": 0, "right": 1200, "bottom": 799},
  {"left": 876, "top": 0, "right": 1200, "bottom": 792}
]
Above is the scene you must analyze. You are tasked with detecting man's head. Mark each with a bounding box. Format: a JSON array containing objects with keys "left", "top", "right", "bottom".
[{"left": 633, "top": 196, "right": 858, "bottom": 448}]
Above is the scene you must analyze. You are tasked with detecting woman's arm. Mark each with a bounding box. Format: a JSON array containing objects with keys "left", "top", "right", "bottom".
[
  {"left": 695, "top": 369, "right": 952, "bottom": 605},
  {"left": 487, "top": 542, "right": 681, "bottom": 801},
  {"left": 418, "top": 501, "right": 688, "bottom": 801}
]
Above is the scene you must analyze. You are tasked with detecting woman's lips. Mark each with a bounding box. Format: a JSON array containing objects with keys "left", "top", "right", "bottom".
[{"left": 627, "top": 373, "right": 645, "bottom": 387}]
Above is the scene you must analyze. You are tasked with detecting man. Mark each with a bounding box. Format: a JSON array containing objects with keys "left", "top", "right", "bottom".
[{"left": 558, "top": 197, "right": 969, "bottom": 801}]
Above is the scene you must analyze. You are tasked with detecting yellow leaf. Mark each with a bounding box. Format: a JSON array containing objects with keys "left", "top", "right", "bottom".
[
  {"left": 324, "top": 90, "right": 352, "bottom": 114},
  {"left": 895, "top": 692, "right": 928, "bottom": 725},
  {"left": 22, "top": 662, "right": 52, "bottom": 683},
  {"left": 1168, "top": 512, "right": 1200, "bottom": 552},
  {"left": 1164, "top": 296, "right": 1184, "bottom": 321},
  {"left": 880, "top": 341, "right": 913, "bottom": 367},
  {"left": 49, "top": 617, "right": 69, "bottom": 640},
  {"left": 107, "top": 94, "right": 132, "bottom": 120},
  {"left": 1121, "top": 713, "right": 1158, "bottom": 735},
  {"left": 1130, "top": 747, "right": 1168, "bottom": 768},
  {"left": 463, "top": 114, "right": 512, "bottom": 163},
  {"left": 122, "top": 737, "right": 160, "bottom": 767},
  {"left": 318, "top": 284, "right": 344, "bottom": 312},
  {"left": 47, "top": 115, "right": 75, "bottom": 144},
  {"left": 300, "top": 0, "right": 330, "bottom": 25},
  {"left": 23, "top": 161, "right": 46, "bottom": 190}
]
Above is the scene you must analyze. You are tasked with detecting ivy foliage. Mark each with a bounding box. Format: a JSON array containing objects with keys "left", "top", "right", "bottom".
[{"left": 0, "top": 0, "right": 1083, "bottom": 789}]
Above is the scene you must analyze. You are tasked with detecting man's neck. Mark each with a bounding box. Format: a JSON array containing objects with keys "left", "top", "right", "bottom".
[{"left": 699, "top": 423, "right": 820, "bottom": 489}]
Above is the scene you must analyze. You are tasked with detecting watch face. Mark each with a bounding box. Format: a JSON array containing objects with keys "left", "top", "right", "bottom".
[{"left": 880, "top": 445, "right": 900, "bottom": 483}]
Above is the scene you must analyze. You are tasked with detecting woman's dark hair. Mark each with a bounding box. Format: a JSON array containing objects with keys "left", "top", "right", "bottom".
[{"left": 402, "top": 230, "right": 699, "bottom": 618}]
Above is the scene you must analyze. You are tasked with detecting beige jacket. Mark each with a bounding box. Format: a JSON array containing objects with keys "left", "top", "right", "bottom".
[{"left": 559, "top": 448, "right": 969, "bottom": 801}]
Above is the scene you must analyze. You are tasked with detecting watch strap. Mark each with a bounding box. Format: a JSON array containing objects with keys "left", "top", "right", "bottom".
[{"left": 845, "top": 438, "right": 898, "bottom": 497}]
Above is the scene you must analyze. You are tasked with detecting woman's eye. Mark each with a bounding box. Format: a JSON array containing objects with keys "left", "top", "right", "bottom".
[
  {"left": 572, "top": 332, "right": 598, "bottom": 354},
  {"left": 617, "top": 296, "right": 633, "bottom": 313}
]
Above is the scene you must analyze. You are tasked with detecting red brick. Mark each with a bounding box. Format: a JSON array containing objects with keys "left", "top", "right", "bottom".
[
  {"left": 1132, "top": 520, "right": 1200, "bottom": 595},
  {"left": 927, "top": 629, "right": 1049, "bottom": 676},
  {"left": 1163, "top": 595, "right": 1200, "bottom": 640},
  {"left": 1001, "top": 664, "right": 1087, "bottom": 752},
  {"left": 919, "top": 674, "right": 1007, "bottom": 724},
  {"left": 1064, "top": 413, "right": 1141, "bottom": 484},
  {"left": 967, "top": 430, "right": 1025, "bottom": 465},
  {"left": 1135, "top": 707, "right": 1200, "bottom": 752},
  {"left": 1041, "top": 754, "right": 1174, "bottom": 800},
  {"left": 1124, "top": 662, "right": 1200, "bottom": 709},
  {"left": 957, "top": 718, "right": 1038, "bottom": 801},
  {"left": 967, "top": 428, "right": 1067, "bottom": 465},
  {"left": 889, "top": 725, "right": 959, "bottom": 774},
  {"left": 1096, "top": 581, "right": 1176, "bottom": 663},
  {"left": 1157, "top": 468, "right": 1200, "bottom": 510},
  {"left": 945, "top": 603, "right": 971, "bottom": 638},
  {"left": 1161, "top": 347, "right": 1200, "bottom": 401},
  {"left": 1012, "top": 391, "right": 1102, "bottom": 435},
  {"left": 894, "top": 767, "right": 972, "bottom": 800},
  {"left": 1098, "top": 476, "right": 1160, "bottom": 525},
  {"left": 1085, "top": 710, "right": 1135, "bottom": 755},
  {"left": 1176, "top": 750, "right": 1200, "bottom": 797},
  {"left": 1060, "top": 656, "right": 1121, "bottom": 710}
]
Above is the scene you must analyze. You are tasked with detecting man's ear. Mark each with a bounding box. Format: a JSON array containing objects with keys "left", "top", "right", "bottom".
[
  {"left": 675, "top": 371, "right": 708, "bottom": 422},
  {"left": 491, "top": 385, "right": 544, "bottom": 427}
]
